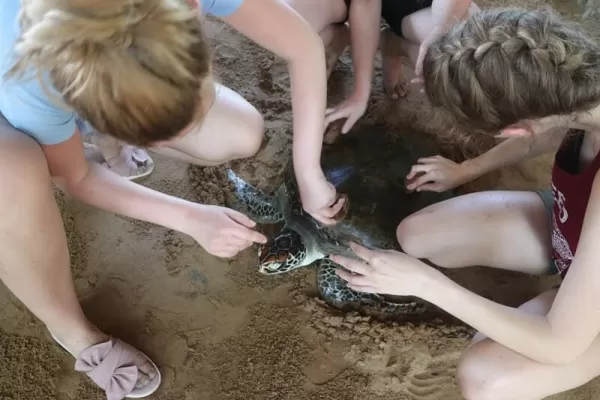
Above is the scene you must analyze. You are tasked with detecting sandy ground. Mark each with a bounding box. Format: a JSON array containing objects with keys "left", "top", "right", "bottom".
[{"left": 2, "top": 1, "right": 600, "bottom": 399}]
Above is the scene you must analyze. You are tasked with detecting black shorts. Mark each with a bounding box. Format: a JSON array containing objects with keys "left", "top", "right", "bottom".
[{"left": 343, "top": 0, "right": 433, "bottom": 38}]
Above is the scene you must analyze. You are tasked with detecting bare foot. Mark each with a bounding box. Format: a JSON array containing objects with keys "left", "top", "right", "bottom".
[
  {"left": 50, "top": 324, "right": 158, "bottom": 391},
  {"left": 326, "top": 23, "right": 350, "bottom": 79},
  {"left": 381, "top": 28, "right": 409, "bottom": 99}
]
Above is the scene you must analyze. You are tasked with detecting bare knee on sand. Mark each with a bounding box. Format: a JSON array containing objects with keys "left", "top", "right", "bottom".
[{"left": 396, "top": 211, "right": 434, "bottom": 258}]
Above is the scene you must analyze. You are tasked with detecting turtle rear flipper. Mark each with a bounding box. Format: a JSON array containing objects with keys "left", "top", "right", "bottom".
[
  {"left": 226, "top": 169, "right": 284, "bottom": 224},
  {"left": 316, "top": 258, "right": 427, "bottom": 316}
]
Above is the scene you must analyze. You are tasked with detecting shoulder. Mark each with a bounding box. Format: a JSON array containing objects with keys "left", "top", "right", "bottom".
[
  {"left": 0, "top": 1, "right": 76, "bottom": 145},
  {"left": 0, "top": 79, "right": 77, "bottom": 145},
  {"left": 200, "top": 0, "right": 245, "bottom": 17}
]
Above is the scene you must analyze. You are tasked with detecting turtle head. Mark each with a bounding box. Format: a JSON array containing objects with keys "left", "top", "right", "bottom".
[{"left": 257, "top": 228, "right": 307, "bottom": 275}]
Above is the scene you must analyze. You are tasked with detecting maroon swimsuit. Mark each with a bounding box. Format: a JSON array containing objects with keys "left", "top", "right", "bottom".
[{"left": 551, "top": 130, "right": 600, "bottom": 277}]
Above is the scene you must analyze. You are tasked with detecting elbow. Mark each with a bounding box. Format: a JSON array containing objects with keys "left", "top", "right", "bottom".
[{"left": 51, "top": 165, "right": 93, "bottom": 198}]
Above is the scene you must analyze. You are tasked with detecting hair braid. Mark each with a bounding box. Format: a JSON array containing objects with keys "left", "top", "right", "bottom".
[{"left": 423, "top": 7, "right": 600, "bottom": 134}]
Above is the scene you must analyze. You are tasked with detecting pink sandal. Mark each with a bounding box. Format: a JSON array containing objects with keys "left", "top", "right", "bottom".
[
  {"left": 103, "top": 144, "right": 155, "bottom": 181},
  {"left": 52, "top": 334, "right": 161, "bottom": 400}
]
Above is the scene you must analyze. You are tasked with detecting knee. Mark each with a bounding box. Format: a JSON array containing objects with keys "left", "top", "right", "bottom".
[
  {"left": 0, "top": 128, "right": 50, "bottom": 206},
  {"left": 456, "top": 342, "right": 509, "bottom": 400},
  {"left": 396, "top": 211, "right": 434, "bottom": 259},
  {"left": 230, "top": 105, "right": 264, "bottom": 160}
]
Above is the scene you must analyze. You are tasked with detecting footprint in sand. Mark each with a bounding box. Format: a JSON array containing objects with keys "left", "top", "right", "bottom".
[{"left": 360, "top": 346, "right": 462, "bottom": 400}]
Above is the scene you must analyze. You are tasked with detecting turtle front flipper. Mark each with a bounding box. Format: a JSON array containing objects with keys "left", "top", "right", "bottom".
[
  {"left": 316, "top": 257, "right": 427, "bottom": 316},
  {"left": 226, "top": 169, "right": 284, "bottom": 224}
]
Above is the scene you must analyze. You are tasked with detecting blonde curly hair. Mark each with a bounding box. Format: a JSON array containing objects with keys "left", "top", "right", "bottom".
[
  {"left": 422, "top": 7, "right": 600, "bottom": 135},
  {"left": 7, "top": 0, "right": 212, "bottom": 146}
]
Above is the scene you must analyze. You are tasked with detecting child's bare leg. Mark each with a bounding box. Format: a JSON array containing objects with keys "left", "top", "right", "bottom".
[
  {"left": 380, "top": 27, "right": 418, "bottom": 98},
  {"left": 284, "top": 0, "right": 350, "bottom": 78},
  {"left": 457, "top": 289, "right": 600, "bottom": 400},
  {"left": 0, "top": 119, "right": 155, "bottom": 389},
  {"left": 382, "top": 2, "right": 480, "bottom": 98},
  {"left": 151, "top": 83, "right": 264, "bottom": 165},
  {"left": 322, "top": 23, "right": 350, "bottom": 78}
]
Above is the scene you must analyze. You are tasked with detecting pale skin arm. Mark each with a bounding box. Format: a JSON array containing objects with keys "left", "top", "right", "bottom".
[
  {"left": 43, "top": 132, "right": 266, "bottom": 257},
  {"left": 223, "top": 0, "right": 345, "bottom": 224},
  {"left": 406, "top": 126, "right": 566, "bottom": 191},
  {"left": 422, "top": 175, "right": 600, "bottom": 365},
  {"left": 335, "top": 171, "right": 600, "bottom": 365},
  {"left": 347, "top": 0, "right": 381, "bottom": 102}
]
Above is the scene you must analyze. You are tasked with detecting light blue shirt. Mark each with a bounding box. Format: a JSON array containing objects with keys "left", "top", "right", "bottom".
[
  {"left": 202, "top": 0, "right": 245, "bottom": 17},
  {"left": 0, "top": 0, "right": 244, "bottom": 145}
]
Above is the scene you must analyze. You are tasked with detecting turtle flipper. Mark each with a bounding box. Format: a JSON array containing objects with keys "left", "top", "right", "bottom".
[
  {"left": 316, "top": 257, "right": 426, "bottom": 315},
  {"left": 226, "top": 169, "right": 284, "bottom": 224}
]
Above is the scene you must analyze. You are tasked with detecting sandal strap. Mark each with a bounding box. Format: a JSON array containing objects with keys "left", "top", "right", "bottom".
[{"left": 74, "top": 338, "right": 139, "bottom": 400}]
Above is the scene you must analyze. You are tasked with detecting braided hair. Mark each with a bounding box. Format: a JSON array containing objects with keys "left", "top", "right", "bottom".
[{"left": 423, "top": 7, "right": 600, "bottom": 134}]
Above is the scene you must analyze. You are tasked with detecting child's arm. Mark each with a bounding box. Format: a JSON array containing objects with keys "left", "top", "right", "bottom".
[
  {"left": 223, "top": 0, "right": 344, "bottom": 225},
  {"left": 347, "top": 0, "right": 381, "bottom": 104},
  {"left": 324, "top": 0, "right": 381, "bottom": 134},
  {"left": 406, "top": 125, "right": 566, "bottom": 192}
]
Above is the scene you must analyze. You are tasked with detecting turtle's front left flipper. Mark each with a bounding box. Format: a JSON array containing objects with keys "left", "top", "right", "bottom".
[
  {"left": 226, "top": 169, "right": 284, "bottom": 224},
  {"left": 316, "top": 257, "right": 426, "bottom": 316}
]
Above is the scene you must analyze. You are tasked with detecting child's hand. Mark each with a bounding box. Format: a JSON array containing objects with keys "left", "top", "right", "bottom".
[
  {"left": 405, "top": 155, "right": 475, "bottom": 192},
  {"left": 298, "top": 172, "right": 346, "bottom": 225},
  {"left": 324, "top": 93, "right": 368, "bottom": 135},
  {"left": 331, "top": 242, "right": 439, "bottom": 298},
  {"left": 185, "top": 204, "right": 267, "bottom": 258}
]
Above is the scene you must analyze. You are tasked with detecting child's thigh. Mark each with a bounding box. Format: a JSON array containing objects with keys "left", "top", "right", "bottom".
[
  {"left": 397, "top": 190, "right": 553, "bottom": 274},
  {"left": 397, "top": 0, "right": 480, "bottom": 44},
  {"left": 457, "top": 289, "right": 600, "bottom": 400},
  {"left": 284, "top": 0, "right": 348, "bottom": 30},
  {"left": 164, "top": 83, "right": 264, "bottom": 163}
]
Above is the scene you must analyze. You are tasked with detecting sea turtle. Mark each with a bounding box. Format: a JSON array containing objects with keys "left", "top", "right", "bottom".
[{"left": 226, "top": 124, "right": 454, "bottom": 317}]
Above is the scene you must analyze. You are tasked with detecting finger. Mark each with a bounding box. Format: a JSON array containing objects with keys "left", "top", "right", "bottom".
[
  {"left": 325, "top": 107, "right": 336, "bottom": 115},
  {"left": 310, "top": 196, "right": 346, "bottom": 223},
  {"left": 416, "top": 156, "right": 443, "bottom": 164},
  {"left": 335, "top": 268, "right": 374, "bottom": 287},
  {"left": 330, "top": 254, "right": 372, "bottom": 276},
  {"left": 324, "top": 108, "right": 347, "bottom": 125},
  {"left": 415, "top": 183, "right": 446, "bottom": 193},
  {"left": 348, "top": 241, "right": 378, "bottom": 264},
  {"left": 310, "top": 212, "right": 337, "bottom": 226},
  {"left": 347, "top": 283, "right": 378, "bottom": 293},
  {"left": 406, "top": 163, "right": 433, "bottom": 179},
  {"left": 341, "top": 114, "right": 359, "bottom": 134},
  {"left": 226, "top": 209, "right": 257, "bottom": 228},
  {"left": 326, "top": 196, "right": 346, "bottom": 217},
  {"left": 230, "top": 226, "right": 268, "bottom": 244},
  {"left": 407, "top": 171, "right": 436, "bottom": 191}
]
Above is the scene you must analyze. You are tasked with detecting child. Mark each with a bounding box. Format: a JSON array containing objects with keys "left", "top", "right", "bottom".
[
  {"left": 285, "top": 0, "right": 479, "bottom": 134},
  {"left": 0, "top": 0, "right": 340, "bottom": 398},
  {"left": 331, "top": 8, "right": 600, "bottom": 399}
]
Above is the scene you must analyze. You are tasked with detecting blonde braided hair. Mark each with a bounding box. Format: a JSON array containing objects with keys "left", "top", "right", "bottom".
[{"left": 423, "top": 7, "right": 600, "bottom": 135}]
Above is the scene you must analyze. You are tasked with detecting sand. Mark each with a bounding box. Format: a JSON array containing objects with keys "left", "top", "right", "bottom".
[{"left": 1, "top": 1, "right": 600, "bottom": 399}]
